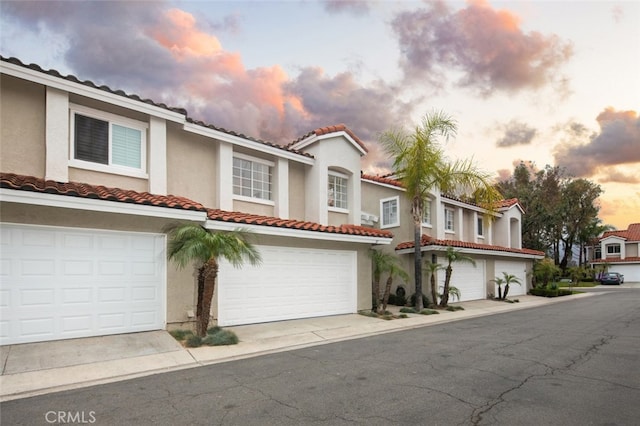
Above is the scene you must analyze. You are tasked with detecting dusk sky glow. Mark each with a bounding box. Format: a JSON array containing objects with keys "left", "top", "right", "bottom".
[{"left": 1, "top": 0, "right": 638, "bottom": 229}]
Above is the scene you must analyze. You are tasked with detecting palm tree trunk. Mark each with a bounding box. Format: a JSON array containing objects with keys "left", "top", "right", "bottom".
[
  {"left": 372, "top": 277, "right": 380, "bottom": 313},
  {"left": 196, "top": 266, "right": 205, "bottom": 319},
  {"left": 497, "top": 284, "right": 503, "bottom": 300},
  {"left": 440, "top": 266, "right": 452, "bottom": 307},
  {"left": 430, "top": 272, "right": 438, "bottom": 307},
  {"left": 413, "top": 198, "right": 423, "bottom": 311},
  {"left": 503, "top": 284, "right": 510, "bottom": 300},
  {"left": 381, "top": 275, "right": 393, "bottom": 313},
  {"left": 198, "top": 257, "right": 219, "bottom": 337}
]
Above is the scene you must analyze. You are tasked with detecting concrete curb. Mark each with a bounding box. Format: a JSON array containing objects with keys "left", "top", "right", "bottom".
[{"left": 0, "top": 292, "right": 595, "bottom": 402}]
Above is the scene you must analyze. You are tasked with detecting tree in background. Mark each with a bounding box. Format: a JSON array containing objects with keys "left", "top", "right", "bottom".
[
  {"left": 497, "top": 162, "right": 603, "bottom": 273},
  {"left": 381, "top": 111, "right": 502, "bottom": 311}
]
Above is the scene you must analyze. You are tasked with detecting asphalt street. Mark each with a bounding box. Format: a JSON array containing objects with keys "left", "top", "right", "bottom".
[{"left": 2, "top": 287, "right": 639, "bottom": 426}]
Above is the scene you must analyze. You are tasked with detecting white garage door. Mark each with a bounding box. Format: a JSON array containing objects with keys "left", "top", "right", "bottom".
[
  {"left": 217, "top": 246, "right": 356, "bottom": 326},
  {"left": 438, "top": 257, "right": 485, "bottom": 302},
  {"left": 0, "top": 223, "right": 165, "bottom": 345},
  {"left": 495, "top": 261, "right": 527, "bottom": 296},
  {"left": 611, "top": 265, "right": 640, "bottom": 282}
]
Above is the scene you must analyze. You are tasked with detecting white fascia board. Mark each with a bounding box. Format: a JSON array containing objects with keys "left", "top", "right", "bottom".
[
  {"left": 499, "top": 203, "right": 525, "bottom": 215},
  {"left": 1, "top": 62, "right": 186, "bottom": 123},
  {"left": 442, "top": 197, "right": 503, "bottom": 217},
  {"left": 205, "top": 220, "right": 392, "bottom": 245},
  {"left": 291, "top": 132, "right": 368, "bottom": 156},
  {"left": 0, "top": 189, "right": 207, "bottom": 222},
  {"left": 600, "top": 235, "right": 627, "bottom": 243},
  {"left": 362, "top": 178, "right": 406, "bottom": 192},
  {"left": 396, "top": 244, "right": 544, "bottom": 259},
  {"left": 183, "top": 122, "right": 315, "bottom": 165}
]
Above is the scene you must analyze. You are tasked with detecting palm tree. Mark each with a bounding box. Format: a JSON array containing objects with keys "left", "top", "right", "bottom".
[
  {"left": 491, "top": 275, "right": 505, "bottom": 300},
  {"left": 424, "top": 261, "right": 444, "bottom": 306},
  {"left": 370, "top": 250, "right": 409, "bottom": 314},
  {"left": 380, "top": 111, "right": 502, "bottom": 311},
  {"left": 440, "top": 246, "right": 476, "bottom": 307},
  {"left": 166, "top": 223, "right": 261, "bottom": 336},
  {"left": 501, "top": 273, "right": 522, "bottom": 299}
]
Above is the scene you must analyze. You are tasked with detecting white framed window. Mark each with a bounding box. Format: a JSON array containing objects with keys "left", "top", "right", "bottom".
[
  {"left": 477, "top": 216, "right": 484, "bottom": 237},
  {"left": 422, "top": 199, "right": 432, "bottom": 226},
  {"left": 328, "top": 172, "right": 348, "bottom": 210},
  {"left": 380, "top": 196, "right": 399, "bottom": 228},
  {"left": 445, "top": 207, "right": 455, "bottom": 232},
  {"left": 233, "top": 154, "right": 273, "bottom": 201},
  {"left": 69, "top": 104, "right": 148, "bottom": 178},
  {"left": 606, "top": 245, "right": 621, "bottom": 255}
]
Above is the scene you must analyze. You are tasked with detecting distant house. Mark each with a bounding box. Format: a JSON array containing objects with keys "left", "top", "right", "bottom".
[
  {"left": 0, "top": 56, "right": 543, "bottom": 346},
  {"left": 589, "top": 223, "right": 640, "bottom": 282}
]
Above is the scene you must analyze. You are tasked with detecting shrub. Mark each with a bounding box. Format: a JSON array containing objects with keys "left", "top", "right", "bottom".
[
  {"left": 399, "top": 307, "right": 417, "bottom": 314},
  {"left": 446, "top": 306, "right": 464, "bottom": 311},
  {"left": 419, "top": 309, "right": 439, "bottom": 315},
  {"left": 185, "top": 335, "right": 203, "bottom": 347},
  {"left": 358, "top": 310, "right": 378, "bottom": 318},
  {"left": 409, "top": 293, "right": 430, "bottom": 308},
  {"left": 391, "top": 294, "right": 407, "bottom": 306},
  {"left": 203, "top": 329, "right": 239, "bottom": 346},
  {"left": 529, "top": 288, "right": 572, "bottom": 298},
  {"left": 207, "top": 326, "right": 222, "bottom": 335},
  {"left": 398, "top": 314, "right": 408, "bottom": 319},
  {"left": 169, "top": 329, "right": 193, "bottom": 340}
]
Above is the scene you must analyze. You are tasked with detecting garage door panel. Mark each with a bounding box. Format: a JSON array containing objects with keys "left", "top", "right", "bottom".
[
  {"left": 0, "top": 224, "right": 166, "bottom": 345},
  {"left": 218, "top": 246, "right": 356, "bottom": 326},
  {"left": 438, "top": 257, "right": 485, "bottom": 302},
  {"left": 495, "top": 261, "right": 527, "bottom": 296}
]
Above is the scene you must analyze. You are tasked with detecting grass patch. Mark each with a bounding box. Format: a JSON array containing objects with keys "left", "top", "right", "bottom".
[
  {"left": 419, "top": 309, "right": 440, "bottom": 315},
  {"left": 169, "top": 329, "right": 193, "bottom": 341},
  {"left": 446, "top": 306, "right": 465, "bottom": 312},
  {"left": 358, "top": 310, "right": 379, "bottom": 318},
  {"left": 399, "top": 307, "right": 417, "bottom": 314},
  {"left": 398, "top": 314, "right": 409, "bottom": 319},
  {"left": 185, "top": 335, "right": 203, "bottom": 348}
]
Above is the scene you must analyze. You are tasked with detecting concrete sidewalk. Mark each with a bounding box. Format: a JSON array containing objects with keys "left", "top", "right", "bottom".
[{"left": 0, "top": 293, "right": 593, "bottom": 401}]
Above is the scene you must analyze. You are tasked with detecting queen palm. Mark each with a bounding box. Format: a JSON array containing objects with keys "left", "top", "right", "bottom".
[
  {"left": 380, "top": 111, "right": 502, "bottom": 310},
  {"left": 166, "top": 223, "right": 261, "bottom": 337},
  {"left": 424, "top": 261, "right": 444, "bottom": 307}
]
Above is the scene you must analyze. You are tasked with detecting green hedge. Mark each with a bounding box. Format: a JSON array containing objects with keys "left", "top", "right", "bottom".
[{"left": 529, "top": 288, "right": 572, "bottom": 297}]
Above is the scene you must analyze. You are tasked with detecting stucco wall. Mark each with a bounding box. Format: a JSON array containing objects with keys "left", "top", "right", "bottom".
[
  {"left": 166, "top": 123, "right": 218, "bottom": 208},
  {"left": 0, "top": 75, "right": 46, "bottom": 177},
  {"left": 288, "top": 162, "right": 306, "bottom": 220}
]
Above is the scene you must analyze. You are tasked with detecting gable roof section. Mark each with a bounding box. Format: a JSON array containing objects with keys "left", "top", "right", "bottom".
[
  {"left": 396, "top": 234, "right": 545, "bottom": 258},
  {"left": 361, "top": 174, "right": 404, "bottom": 188},
  {"left": 289, "top": 124, "right": 368, "bottom": 155},
  {"left": 1, "top": 172, "right": 205, "bottom": 212},
  {"left": 600, "top": 223, "right": 640, "bottom": 242},
  {"left": 207, "top": 209, "right": 392, "bottom": 240},
  {"left": 0, "top": 56, "right": 312, "bottom": 161}
]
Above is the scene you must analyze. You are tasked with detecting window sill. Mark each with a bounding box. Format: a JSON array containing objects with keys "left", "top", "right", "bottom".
[
  {"left": 328, "top": 206, "right": 349, "bottom": 214},
  {"left": 444, "top": 230, "right": 455, "bottom": 234},
  {"left": 381, "top": 222, "right": 400, "bottom": 229},
  {"left": 233, "top": 194, "right": 275, "bottom": 206},
  {"left": 421, "top": 223, "right": 432, "bottom": 229},
  {"left": 69, "top": 159, "right": 148, "bottom": 179}
]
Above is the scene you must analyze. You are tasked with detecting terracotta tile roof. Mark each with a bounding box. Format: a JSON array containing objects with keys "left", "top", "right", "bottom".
[
  {"left": 361, "top": 174, "right": 403, "bottom": 187},
  {"left": 185, "top": 118, "right": 313, "bottom": 159},
  {"left": 0, "top": 172, "right": 206, "bottom": 211},
  {"left": 496, "top": 198, "right": 519, "bottom": 208},
  {"left": 290, "top": 124, "right": 368, "bottom": 153},
  {"left": 396, "top": 234, "right": 545, "bottom": 257},
  {"left": 207, "top": 209, "right": 393, "bottom": 239},
  {"left": 1, "top": 56, "right": 312, "bottom": 160},
  {"left": 600, "top": 223, "right": 640, "bottom": 241},
  {"left": 591, "top": 256, "right": 640, "bottom": 264}
]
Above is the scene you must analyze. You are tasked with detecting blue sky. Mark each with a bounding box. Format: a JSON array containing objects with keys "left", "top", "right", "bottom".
[{"left": 1, "top": 0, "right": 638, "bottom": 229}]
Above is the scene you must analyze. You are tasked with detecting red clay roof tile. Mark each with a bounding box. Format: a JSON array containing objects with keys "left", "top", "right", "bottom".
[
  {"left": 290, "top": 124, "right": 368, "bottom": 153},
  {"left": 396, "top": 234, "right": 544, "bottom": 256},
  {"left": 0, "top": 172, "right": 206, "bottom": 211},
  {"left": 207, "top": 209, "right": 393, "bottom": 239},
  {"left": 600, "top": 223, "right": 640, "bottom": 242}
]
